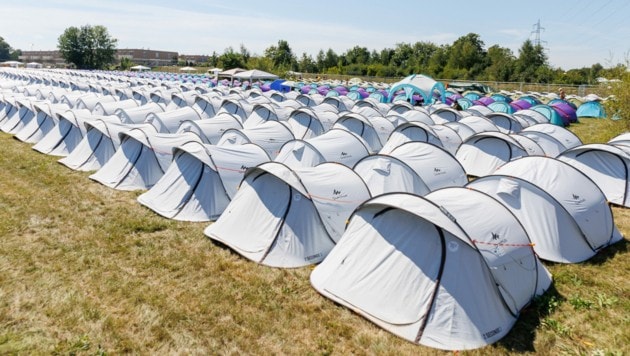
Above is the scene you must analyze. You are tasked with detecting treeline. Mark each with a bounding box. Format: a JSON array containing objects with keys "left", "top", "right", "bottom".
[{"left": 199, "top": 33, "right": 626, "bottom": 86}]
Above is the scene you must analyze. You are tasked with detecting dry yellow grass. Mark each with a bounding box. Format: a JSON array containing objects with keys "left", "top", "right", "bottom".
[{"left": 0, "top": 117, "right": 628, "bottom": 355}]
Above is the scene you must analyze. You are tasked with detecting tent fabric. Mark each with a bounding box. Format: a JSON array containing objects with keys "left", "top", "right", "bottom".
[
  {"left": 357, "top": 141, "right": 466, "bottom": 196},
  {"left": 1, "top": 98, "right": 40, "bottom": 134},
  {"left": 242, "top": 103, "right": 279, "bottom": 128},
  {"left": 429, "top": 107, "right": 461, "bottom": 123},
  {"left": 576, "top": 100, "right": 606, "bottom": 119},
  {"left": 284, "top": 108, "right": 325, "bottom": 139},
  {"left": 520, "top": 123, "right": 582, "bottom": 157},
  {"left": 550, "top": 100, "right": 578, "bottom": 123},
  {"left": 487, "top": 101, "right": 514, "bottom": 114},
  {"left": 138, "top": 142, "right": 270, "bottom": 221},
  {"left": 332, "top": 112, "right": 395, "bottom": 153},
  {"left": 32, "top": 109, "right": 93, "bottom": 156},
  {"left": 311, "top": 190, "right": 551, "bottom": 350},
  {"left": 275, "top": 129, "right": 371, "bottom": 168},
  {"left": 92, "top": 98, "right": 139, "bottom": 116},
  {"left": 217, "top": 120, "right": 295, "bottom": 159},
  {"left": 176, "top": 113, "right": 243, "bottom": 144},
  {"left": 513, "top": 109, "right": 550, "bottom": 126},
  {"left": 484, "top": 113, "right": 524, "bottom": 134},
  {"left": 509, "top": 134, "right": 545, "bottom": 156},
  {"left": 557, "top": 144, "right": 630, "bottom": 207},
  {"left": 467, "top": 175, "right": 595, "bottom": 263},
  {"left": 466, "top": 105, "right": 494, "bottom": 117},
  {"left": 115, "top": 102, "right": 165, "bottom": 124},
  {"left": 204, "top": 162, "right": 371, "bottom": 268},
  {"left": 532, "top": 104, "right": 567, "bottom": 126},
  {"left": 494, "top": 156, "right": 623, "bottom": 258},
  {"left": 145, "top": 106, "right": 204, "bottom": 133},
  {"left": 14, "top": 102, "right": 69, "bottom": 144},
  {"left": 90, "top": 129, "right": 202, "bottom": 191},
  {"left": 58, "top": 118, "right": 152, "bottom": 171},
  {"left": 456, "top": 132, "right": 529, "bottom": 177},
  {"left": 400, "top": 108, "right": 434, "bottom": 125},
  {"left": 380, "top": 122, "right": 444, "bottom": 154}
]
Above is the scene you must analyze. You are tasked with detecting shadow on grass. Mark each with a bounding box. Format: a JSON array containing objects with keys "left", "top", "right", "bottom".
[
  {"left": 585, "top": 238, "right": 628, "bottom": 266},
  {"left": 496, "top": 284, "right": 565, "bottom": 353}
]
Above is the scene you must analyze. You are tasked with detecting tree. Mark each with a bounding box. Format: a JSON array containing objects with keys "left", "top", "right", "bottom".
[
  {"left": 483, "top": 45, "right": 515, "bottom": 81},
  {"left": 298, "top": 53, "right": 317, "bottom": 73},
  {"left": 514, "top": 39, "right": 548, "bottom": 82},
  {"left": 57, "top": 25, "right": 117, "bottom": 69},
  {"left": 264, "top": 40, "right": 296, "bottom": 70},
  {"left": 0, "top": 36, "right": 13, "bottom": 61},
  {"left": 444, "top": 33, "right": 487, "bottom": 79},
  {"left": 218, "top": 47, "right": 246, "bottom": 69}
]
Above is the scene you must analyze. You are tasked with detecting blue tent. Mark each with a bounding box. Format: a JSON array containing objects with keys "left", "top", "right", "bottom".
[
  {"left": 488, "top": 101, "right": 514, "bottom": 114},
  {"left": 576, "top": 100, "right": 607, "bottom": 119},
  {"left": 269, "top": 79, "right": 292, "bottom": 93},
  {"left": 532, "top": 104, "right": 567, "bottom": 126}
]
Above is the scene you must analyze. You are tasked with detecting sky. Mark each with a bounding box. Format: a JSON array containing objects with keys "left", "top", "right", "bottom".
[{"left": 1, "top": 0, "right": 629, "bottom": 70}]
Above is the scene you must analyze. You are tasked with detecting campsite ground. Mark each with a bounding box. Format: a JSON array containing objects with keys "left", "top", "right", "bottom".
[{"left": 0, "top": 118, "right": 628, "bottom": 355}]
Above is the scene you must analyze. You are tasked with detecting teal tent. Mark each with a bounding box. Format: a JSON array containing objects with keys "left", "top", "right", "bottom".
[
  {"left": 388, "top": 74, "right": 446, "bottom": 105},
  {"left": 576, "top": 100, "right": 606, "bottom": 119}
]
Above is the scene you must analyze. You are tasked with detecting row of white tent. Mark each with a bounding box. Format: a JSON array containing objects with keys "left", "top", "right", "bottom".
[{"left": 0, "top": 69, "right": 626, "bottom": 351}]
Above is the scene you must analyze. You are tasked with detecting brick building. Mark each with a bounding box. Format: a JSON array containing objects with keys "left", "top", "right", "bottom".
[{"left": 19, "top": 49, "right": 180, "bottom": 67}]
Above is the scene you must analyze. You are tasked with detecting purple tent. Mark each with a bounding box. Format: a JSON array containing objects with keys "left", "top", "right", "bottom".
[
  {"left": 477, "top": 96, "right": 495, "bottom": 106},
  {"left": 510, "top": 99, "right": 533, "bottom": 112},
  {"left": 334, "top": 86, "right": 349, "bottom": 95},
  {"left": 550, "top": 101, "right": 578, "bottom": 123},
  {"left": 446, "top": 93, "right": 463, "bottom": 105}
]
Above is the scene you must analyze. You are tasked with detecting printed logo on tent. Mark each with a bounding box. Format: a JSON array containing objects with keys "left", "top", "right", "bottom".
[
  {"left": 572, "top": 193, "right": 586, "bottom": 204},
  {"left": 240, "top": 164, "right": 249, "bottom": 171},
  {"left": 483, "top": 327, "right": 502, "bottom": 340},
  {"left": 447, "top": 241, "right": 459, "bottom": 252},
  {"left": 332, "top": 189, "right": 348, "bottom": 201},
  {"left": 339, "top": 151, "right": 353, "bottom": 160},
  {"left": 433, "top": 167, "right": 446, "bottom": 176}
]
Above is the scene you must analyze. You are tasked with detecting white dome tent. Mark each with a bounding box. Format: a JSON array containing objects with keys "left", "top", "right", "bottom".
[
  {"left": 89, "top": 128, "right": 201, "bottom": 191},
  {"left": 144, "top": 106, "right": 205, "bottom": 134},
  {"left": 494, "top": 156, "right": 623, "bottom": 259},
  {"left": 379, "top": 122, "right": 443, "bottom": 154},
  {"left": 519, "top": 124, "right": 581, "bottom": 157},
  {"left": 14, "top": 101, "right": 69, "bottom": 144},
  {"left": 284, "top": 107, "right": 325, "bottom": 139},
  {"left": 115, "top": 102, "right": 165, "bottom": 124},
  {"left": 468, "top": 175, "right": 604, "bottom": 263},
  {"left": 204, "top": 162, "right": 371, "bottom": 268},
  {"left": 456, "top": 131, "right": 529, "bottom": 177},
  {"left": 58, "top": 119, "right": 155, "bottom": 171},
  {"left": 332, "top": 112, "right": 395, "bottom": 153},
  {"left": 354, "top": 142, "right": 467, "bottom": 196},
  {"left": 92, "top": 98, "right": 139, "bottom": 116},
  {"left": 1, "top": 97, "right": 41, "bottom": 134},
  {"left": 138, "top": 141, "right": 270, "bottom": 221},
  {"left": 311, "top": 190, "right": 551, "bottom": 351},
  {"left": 32, "top": 109, "right": 92, "bottom": 156},
  {"left": 558, "top": 144, "right": 630, "bottom": 207},
  {"left": 274, "top": 129, "right": 371, "bottom": 168},
  {"left": 176, "top": 113, "right": 243, "bottom": 144},
  {"left": 484, "top": 112, "right": 525, "bottom": 134},
  {"left": 217, "top": 121, "right": 295, "bottom": 159}
]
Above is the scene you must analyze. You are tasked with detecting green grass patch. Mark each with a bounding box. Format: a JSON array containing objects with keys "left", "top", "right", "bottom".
[{"left": 0, "top": 117, "right": 628, "bottom": 355}]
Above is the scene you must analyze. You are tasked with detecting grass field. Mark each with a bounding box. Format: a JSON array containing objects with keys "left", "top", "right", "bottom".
[{"left": 0, "top": 118, "right": 628, "bottom": 355}]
